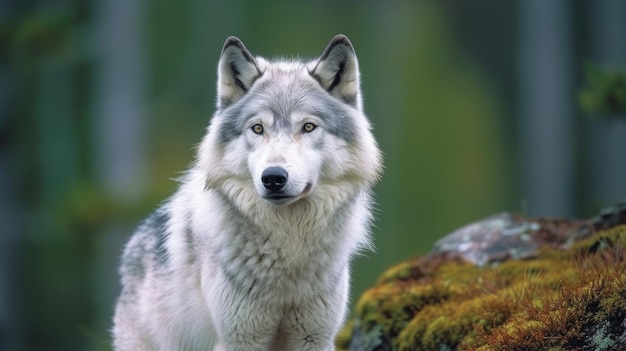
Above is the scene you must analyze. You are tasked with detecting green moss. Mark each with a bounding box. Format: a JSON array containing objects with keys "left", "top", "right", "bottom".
[
  {"left": 479, "top": 266, "right": 626, "bottom": 350},
  {"left": 352, "top": 279, "right": 454, "bottom": 347},
  {"left": 339, "top": 225, "right": 626, "bottom": 350},
  {"left": 397, "top": 294, "right": 515, "bottom": 350},
  {"left": 376, "top": 261, "right": 418, "bottom": 284}
]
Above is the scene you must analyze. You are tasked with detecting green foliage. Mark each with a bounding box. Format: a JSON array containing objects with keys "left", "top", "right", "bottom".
[{"left": 579, "top": 64, "right": 626, "bottom": 117}]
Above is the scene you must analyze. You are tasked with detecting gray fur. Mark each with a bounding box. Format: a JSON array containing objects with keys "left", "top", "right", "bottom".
[
  {"left": 116, "top": 209, "right": 170, "bottom": 306},
  {"left": 218, "top": 73, "right": 357, "bottom": 144}
]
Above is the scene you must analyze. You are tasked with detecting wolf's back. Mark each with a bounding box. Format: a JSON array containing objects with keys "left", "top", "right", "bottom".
[{"left": 116, "top": 208, "right": 170, "bottom": 302}]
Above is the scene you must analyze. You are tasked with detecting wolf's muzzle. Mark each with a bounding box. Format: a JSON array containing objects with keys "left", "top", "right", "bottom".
[{"left": 261, "top": 167, "right": 288, "bottom": 192}]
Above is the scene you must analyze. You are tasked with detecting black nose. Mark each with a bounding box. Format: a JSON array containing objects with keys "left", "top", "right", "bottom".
[{"left": 261, "top": 167, "right": 288, "bottom": 192}]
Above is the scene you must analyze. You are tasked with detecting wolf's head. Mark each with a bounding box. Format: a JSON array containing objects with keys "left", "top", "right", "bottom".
[{"left": 198, "top": 35, "right": 382, "bottom": 211}]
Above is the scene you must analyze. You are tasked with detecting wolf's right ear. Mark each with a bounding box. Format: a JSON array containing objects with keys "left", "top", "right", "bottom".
[{"left": 217, "top": 37, "right": 263, "bottom": 109}]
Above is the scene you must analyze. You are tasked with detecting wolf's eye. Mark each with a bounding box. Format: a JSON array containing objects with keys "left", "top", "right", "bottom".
[
  {"left": 302, "top": 122, "right": 317, "bottom": 133},
  {"left": 251, "top": 124, "right": 264, "bottom": 135}
]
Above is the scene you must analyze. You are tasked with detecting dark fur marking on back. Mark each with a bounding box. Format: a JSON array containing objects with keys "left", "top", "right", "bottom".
[
  {"left": 120, "top": 231, "right": 148, "bottom": 281},
  {"left": 184, "top": 227, "right": 196, "bottom": 266},
  {"left": 151, "top": 210, "right": 170, "bottom": 266}
]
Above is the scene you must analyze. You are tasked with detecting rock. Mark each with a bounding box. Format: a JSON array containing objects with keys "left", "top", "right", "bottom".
[
  {"left": 430, "top": 212, "right": 590, "bottom": 266},
  {"left": 338, "top": 201, "right": 626, "bottom": 351}
]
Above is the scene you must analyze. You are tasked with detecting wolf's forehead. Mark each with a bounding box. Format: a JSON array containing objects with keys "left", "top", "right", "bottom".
[
  {"left": 258, "top": 75, "right": 355, "bottom": 138},
  {"left": 254, "top": 70, "right": 321, "bottom": 110}
]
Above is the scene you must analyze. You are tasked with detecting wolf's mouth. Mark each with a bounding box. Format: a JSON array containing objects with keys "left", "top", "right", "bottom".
[
  {"left": 266, "top": 194, "right": 293, "bottom": 200},
  {"left": 264, "top": 194, "right": 296, "bottom": 205},
  {"left": 263, "top": 183, "right": 313, "bottom": 205}
]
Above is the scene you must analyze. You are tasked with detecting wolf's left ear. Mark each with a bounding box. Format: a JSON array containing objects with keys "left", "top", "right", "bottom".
[
  {"left": 310, "top": 35, "right": 361, "bottom": 109},
  {"left": 217, "top": 37, "right": 263, "bottom": 109}
]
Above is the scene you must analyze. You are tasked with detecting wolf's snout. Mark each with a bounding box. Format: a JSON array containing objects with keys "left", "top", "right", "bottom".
[{"left": 261, "top": 167, "right": 288, "bottom": 192}]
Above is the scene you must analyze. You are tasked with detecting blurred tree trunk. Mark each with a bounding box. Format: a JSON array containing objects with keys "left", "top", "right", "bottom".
[
  {"left": 92, "top": 0, "right": 146, "bottom": 347},
  {"left": 518, "top": 0, "right": 574, "bottom": 216},
  {"left": 587, "top": 0, "right": 626, "bottom": 208},
  {"left": 0, "top": 43, "right": 19, "bottom": 351}
]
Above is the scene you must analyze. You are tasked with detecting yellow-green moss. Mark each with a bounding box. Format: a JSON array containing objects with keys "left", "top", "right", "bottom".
[{"left": 339, "top": 225, "right": 626, "bottom": 350}]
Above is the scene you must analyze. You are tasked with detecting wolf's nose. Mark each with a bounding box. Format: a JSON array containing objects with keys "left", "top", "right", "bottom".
[{"left": 261, "top": 167, "right": 288, "bottom": 192}]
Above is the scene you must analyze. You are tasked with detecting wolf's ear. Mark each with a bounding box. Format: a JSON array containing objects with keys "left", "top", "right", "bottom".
[
  {"left": 217, "top": 37, "right": 263, "bottom": 109},
  {"left": 310, "top": 35, "right": 361, "bottom": 109}
]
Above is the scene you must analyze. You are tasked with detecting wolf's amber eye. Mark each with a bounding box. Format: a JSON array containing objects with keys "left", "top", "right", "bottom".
[
  {"left": 251, "top": 124, "right": 264, "bottom": 135},
  {"left": 302, "top": 122, "right": 316, "bottom": 133}
]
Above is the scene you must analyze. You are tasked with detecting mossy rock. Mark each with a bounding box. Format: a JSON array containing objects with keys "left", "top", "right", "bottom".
[{"left": 338, "top": 203, "right": 626, "bottom": 351}]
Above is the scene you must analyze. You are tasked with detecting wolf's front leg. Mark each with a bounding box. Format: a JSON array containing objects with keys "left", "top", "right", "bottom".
[
  {"left": 280, "top": 304, "right": 339, "bottom": 351},
  {"left": 281, "top": 271, "right": 350, "bottom": 351},
  {"left": 216, "top": 286, "right": 347, "bottom": 351},
  {"left": 216, "top": 310, "right": 280, "bottom": 351},
  {"left": 209, "top": 287, "right": 281, "bottom": 351}
]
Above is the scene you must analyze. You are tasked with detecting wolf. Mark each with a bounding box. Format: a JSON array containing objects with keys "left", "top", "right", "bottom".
[{"left": 112, "top": 34, "right": 383, "bottom": 351}]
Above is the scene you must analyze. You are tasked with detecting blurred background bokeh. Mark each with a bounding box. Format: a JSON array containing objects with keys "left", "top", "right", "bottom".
[{"left": 1, "top": 1, "right": 625, "bottom": 350}]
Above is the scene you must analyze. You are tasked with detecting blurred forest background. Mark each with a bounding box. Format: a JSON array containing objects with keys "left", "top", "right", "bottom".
[{"left": 1, "top": 0, "right": 625, "bottom": 350}]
